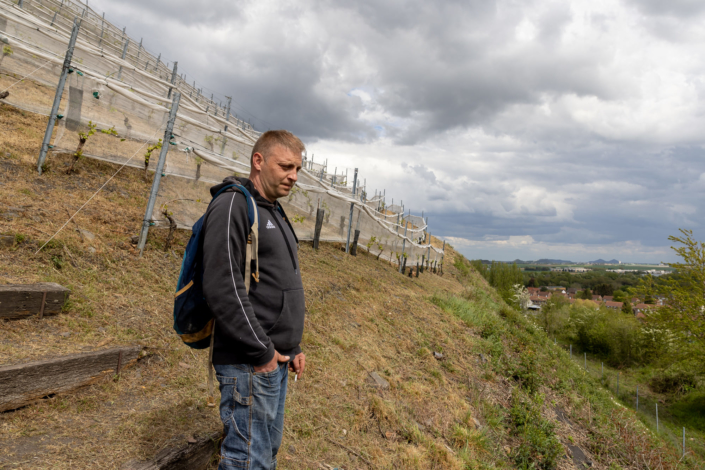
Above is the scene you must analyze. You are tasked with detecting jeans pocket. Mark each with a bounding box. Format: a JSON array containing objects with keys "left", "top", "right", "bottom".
[{"left": 216, "top": 375, "right": 252, "bottom": 466}]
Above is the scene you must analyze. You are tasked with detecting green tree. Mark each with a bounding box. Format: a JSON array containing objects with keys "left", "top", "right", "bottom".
[
  {"left": 594, "top": 283, "right": 614, "bottom": 296},
  {"left": 647, "top": 229, "right": 705, "bottom": 361},
  {"left": 578, "top": 288, "right": 593, "bottom": 300},
  {"left": 621, "top": 297, "right": 632, "bottom": 315}
]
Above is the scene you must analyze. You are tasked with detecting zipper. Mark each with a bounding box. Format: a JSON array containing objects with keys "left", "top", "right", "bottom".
[{"left": 269, "top": 207, "right": 297, "bottom": 271}]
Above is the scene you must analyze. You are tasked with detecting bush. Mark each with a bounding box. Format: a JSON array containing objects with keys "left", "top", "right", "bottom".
[{"left": 509, "top": 393, "right": 563, "bottom": 469}]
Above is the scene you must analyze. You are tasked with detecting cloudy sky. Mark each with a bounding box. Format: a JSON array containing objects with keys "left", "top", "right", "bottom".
[{"left": 91, "top": 0, "right": 705, "bottom": 263}]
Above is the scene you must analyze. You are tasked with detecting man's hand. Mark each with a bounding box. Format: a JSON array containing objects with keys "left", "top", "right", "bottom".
[
  {"left": 289, "top": 352, "right": 306, "bottom": 379},
  {"left": 254, "top": 350, "right": 290, "bottom": 373}
]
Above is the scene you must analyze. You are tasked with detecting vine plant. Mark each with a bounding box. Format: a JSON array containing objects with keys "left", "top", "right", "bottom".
[
  {"left": 144, "top": 139, "right": 162, "bottom": 180},
  {"left": 67, "top": 121, "right": 97, "bottom": 173}
]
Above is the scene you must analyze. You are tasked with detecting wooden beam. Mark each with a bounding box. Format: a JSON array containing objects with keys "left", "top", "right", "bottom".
[
  {"left": 122, "top": 431, "right": 221, "bottom": 470},
  {"left": 0, "top": 346, "right": 142, "bottom": 412},
  {"left": 0, "top": 283, "right": 71, "bottom": 320}
]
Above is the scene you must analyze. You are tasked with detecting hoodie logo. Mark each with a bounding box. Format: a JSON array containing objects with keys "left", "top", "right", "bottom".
[{"left": 266, "top": 220, "right": 276, "bottom": 229}]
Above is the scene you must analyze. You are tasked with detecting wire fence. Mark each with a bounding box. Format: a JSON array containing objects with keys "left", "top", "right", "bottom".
[
  {"left": 562, "top": 345, "right": 701, "bottom": 462},
  {"left": 0, "top": 0, "right": 445, "bottom": 265}
]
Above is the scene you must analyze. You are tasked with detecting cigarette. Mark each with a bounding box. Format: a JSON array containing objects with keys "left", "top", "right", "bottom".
[{"left": 295, "top": 374, "right": 298, "bottom": 382}]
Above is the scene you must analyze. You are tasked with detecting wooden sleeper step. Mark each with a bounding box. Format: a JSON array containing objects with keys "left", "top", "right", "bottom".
[
  {"left": 0, "top": 346, "right": 142, "bottom": 412},
  {"left": 0, "top": 282, "right": 71, "bottom": 320}
]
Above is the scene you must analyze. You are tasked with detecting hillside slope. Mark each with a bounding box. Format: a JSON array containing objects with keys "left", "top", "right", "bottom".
[{"left": 0, "top": 103, "right": 698, "bottom": 469}]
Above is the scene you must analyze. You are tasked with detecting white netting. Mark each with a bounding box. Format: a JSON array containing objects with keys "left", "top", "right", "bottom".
[{"left": 0, "top": 0, "right": 444, "bottom": 266}]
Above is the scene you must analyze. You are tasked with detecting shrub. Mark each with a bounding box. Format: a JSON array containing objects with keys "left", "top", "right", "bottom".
[{"left": 509, "top": 393, "right": 563, "bottom": 469}]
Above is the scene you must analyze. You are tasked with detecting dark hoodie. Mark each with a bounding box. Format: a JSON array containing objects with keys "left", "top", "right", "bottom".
[{"left": 202, "top": 176, "right": 304, "bottom": 366}]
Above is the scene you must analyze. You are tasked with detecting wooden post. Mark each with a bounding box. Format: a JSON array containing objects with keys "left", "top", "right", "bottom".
[
  {"left": 416, "top": 262, "right": 419, "bottom": 278},
  {"left": 313, "top": 208, "right": 324, "bottom": 250},
  {"left": 421, "top": 255, "right": 425, "bottom": 273},
  {"left": 351, "top": 230, "right": 360, "bottom": 256}
]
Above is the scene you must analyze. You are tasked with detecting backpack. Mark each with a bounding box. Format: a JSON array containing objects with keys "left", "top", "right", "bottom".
[{"left": 173, "top": 182, "right": 259, "bottom": 406}]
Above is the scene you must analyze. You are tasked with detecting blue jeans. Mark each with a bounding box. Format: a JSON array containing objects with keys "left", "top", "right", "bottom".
[{"left": 214, "top": 362, "right": 289, "bottom": 470}]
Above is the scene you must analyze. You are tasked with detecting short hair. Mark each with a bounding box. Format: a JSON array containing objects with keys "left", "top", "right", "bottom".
[{"left": 250, "top": 130, "right": 305, "bottom": 166}]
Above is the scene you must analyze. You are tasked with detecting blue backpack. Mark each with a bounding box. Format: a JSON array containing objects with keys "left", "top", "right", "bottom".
[{"left": 173, "top": 182, "right": 260, "bottom": 350}]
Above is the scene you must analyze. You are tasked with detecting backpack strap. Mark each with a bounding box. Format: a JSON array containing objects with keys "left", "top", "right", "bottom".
[{"left": 207, "top": 181, "right": 259, "bottom": 407}]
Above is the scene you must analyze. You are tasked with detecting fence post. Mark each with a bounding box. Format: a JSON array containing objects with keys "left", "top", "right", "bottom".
[
  {"left": 117, "top": 38, "right": 130, "bottom": 80},
  {"left": 420, "top": 255, "right": 425, "bottom": 273},
  {"left": 683, "top": 427, "right": 686, "bottom": 458},
  {"left": 584, "top": 352, "right": 587, "bottom": 370},
  {"left": 345, "top": 168, "right": 358, "bottom": 254},
  {"left": 137, "top": 92, "right": 181, "bottom": 255},
  {"left": 18, "top": 0, "right": 23, "bottom": 8},
  {"left": 416, "top": 262, "right": 419, "bottom": 278},
  {"left": 399, "top": 218, "right": 408, "bottom": 273},
  {"left": 351, "top": 230, "right": 360, "bottom": 256},
  {"left": 313, "top": 208, "right": 324, "bottom": 250},
  {"left": 440, "top": 240, "right": 445, "bottom": 268},
  {"left": 226, "top": 96, "right": 232, "bottom": 122},
  {"left": 656, "top": 403, "right": 659, "bottom": 432},
  {"left": 636, "top": 385, "right": 639, "bottom": 411},
  {"left": 37, "top": 19, "right": 81, "bottom": 175},
  {"left": 570, "top": 344, "right": 572, "bottom": 358},
  {"left": 98, "top": 12, "right": 104, "bottom": 48},
  {"left": 167, "top": 61, "right": 178, "bottom": 98},
  {"left": 155, "top": 53, "right": 161, "bottom": 72}
]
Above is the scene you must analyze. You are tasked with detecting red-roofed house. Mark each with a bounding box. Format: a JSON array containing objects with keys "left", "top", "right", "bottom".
[{"left": 604, "top": 301, "right": 623, "bottom": 311}]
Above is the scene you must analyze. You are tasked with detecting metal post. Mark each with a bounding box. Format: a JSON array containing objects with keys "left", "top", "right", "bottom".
[
  {"left": 37, "top": 19, "right": 81, "bottom": 175},
  {"left": 570, "top": 344, "right": 572, "bottom": 358},
  {"left": 399, "top": 219, "right": 408, "bottom": 273},
  {"left": 137, "top": 93, "right": 181, "bottom": 255},
  {"left": 97, "top": 12, "right": 105, "bottom": 47},
  {"left": 636, "top": 385, "right": 639, "bottom": 411},
  {"left": 220, "top": 125, "right": 228, "bottom": 155},
  {"left": 426, "top": 231, "right": 431, "bottom": 268},
  {"left": 440, "top": 240, "right": 445, "bottom": 267},
  {"left": 226, "top": 96, "right": 232, "bottom": 122},
  {"left": 683, "top": 427, "right": 685, "bottom": 458},
  {"left": 584, "top": 352, "right": 587, "bottom": 370},
  {"left": 656, "top": 403, "right": 659, "bottom": 432},
  {"left": 345, "top": 168, "right": 358, "bottom": 254},
  {"left": 117, "top": 38, "right": 130, "bottom": 80},
  {"left": 167, "top": 61, "right": 178, "bottom": 98},
  {"left": 137, "top": 38, "right": 142, "bottom": 60},
  {"left": 18, "top": 0, "right": 23, "bottom": 8},
  {"left": 155, "top": 53, "right": 161, "bottom": 72}
]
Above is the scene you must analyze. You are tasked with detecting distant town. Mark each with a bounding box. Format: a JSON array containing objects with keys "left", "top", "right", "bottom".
[{"left": 526, "top": 286, "right": 662, "bottom": 318}]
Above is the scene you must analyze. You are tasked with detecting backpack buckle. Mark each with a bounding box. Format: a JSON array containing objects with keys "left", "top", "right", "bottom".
[{"left": 252, "top": 272, "right": 260, "bottom": 283}]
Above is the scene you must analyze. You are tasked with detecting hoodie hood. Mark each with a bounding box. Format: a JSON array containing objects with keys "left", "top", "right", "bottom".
[{"left": 210, "top": 176, "right": 275, "bottom": 208}]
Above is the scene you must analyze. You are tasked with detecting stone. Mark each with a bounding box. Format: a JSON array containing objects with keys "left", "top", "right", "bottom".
[
  {"left": 97, "top": 327, "right": 106, "bottom": 333},
  {"left": 568, "top": 445, "right": 592, "bottom": 467},
  {"left": 77, "top": 229, "right": 95, "bottom": 241},
  {"left": 87, "top": 247, "right": 97, "bottom": 254},
  {"left": 131, "top": 236, "right": 139, "bottom": 244},
  {"left": 367, "top": 371, "right": 390, "bottom": 390},
  {"left": 60, "top": 332, "right": 70, "bottom": 337},
  {"left": 433, "top": 352, "right": 444, "bottom": 360},
  {"left": 0, "top": 235, "right": 14, "bottom": 248},
  {"left": 288, "top": 445, "right": 296, "bottom": 454},
  {"left": 473, "top": 417, "right": 482, "bottom": 429},
  {"left": 479, "top": 353, "right": 488, "bottom": 364}
]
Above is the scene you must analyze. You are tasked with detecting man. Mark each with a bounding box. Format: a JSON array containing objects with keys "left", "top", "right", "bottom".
[{"left": 202, "top": 130, "right": 307, "bottom": 470}]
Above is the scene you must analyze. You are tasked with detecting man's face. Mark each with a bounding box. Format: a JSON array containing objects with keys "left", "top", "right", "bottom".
[{"left": 253, "top": 145, "right": 302, "bottom": 202}]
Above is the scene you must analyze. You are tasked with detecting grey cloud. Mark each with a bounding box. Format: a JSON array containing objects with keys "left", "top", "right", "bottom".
[{"left": 626, "top": 0, "right": 705, "bottom": 17}]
